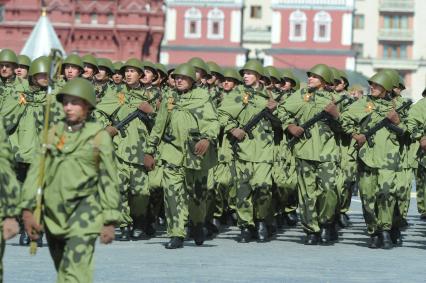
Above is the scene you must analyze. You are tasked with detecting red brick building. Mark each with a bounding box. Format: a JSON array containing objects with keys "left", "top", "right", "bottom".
[
  {"left": 0, "top": 0, "right": 165, "bottom": 61},
  {"left": 265, "top": 0, "right": 355, "bottom": 70},
  {"left": 160, "top": 0, "right": 247, "bottom": 67}
]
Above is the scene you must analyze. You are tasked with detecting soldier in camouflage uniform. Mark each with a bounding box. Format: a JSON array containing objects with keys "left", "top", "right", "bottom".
[
  {"left": 93, "top": 58, "right": 115, "bottom": 103},
  {"left": 21, "top": 78, "right": 120, "bottom": 282},
  {"left": 15, "top": 54, "right": 31, "bottom": 80},
  {"left": 144, "top": 63, "right": 219, "bottom": 249},
  {"left": 278, "top": 64, "right": 341, "bottom": 245},
  {"left": 0, "top": 116, "right": 21, "bottom": 283},
  {"left": 81, "top": 54, "right": 99, "bottom": 82},
  {"left": 339, "top": 71, "right": 404, "bottom": 249},
  {"left": 218, "top": 60, "right": 276, "bottom": 243},
  {"left": 112, "top": 61, "right": 124, "bottom": 89},
  {"left": 188, "top": 57, "right": 211, "bottom": 89},
  {"left": 104, "top": 59, "right": 157, "bottom": 241}
]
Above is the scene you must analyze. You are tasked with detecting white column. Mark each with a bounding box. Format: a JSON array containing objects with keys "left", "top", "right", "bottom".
[
  {"left": 166, "top": 8, "right": 177, "bottom": 41},
  {"left": 271, "top": 11, "right": 282, "bottom": 44},
  {"left": 230, "top": 10, "right": 242, "bottom": 43},
  {"left": 341, "top": 13, "right": 353, "bottom": 46}
]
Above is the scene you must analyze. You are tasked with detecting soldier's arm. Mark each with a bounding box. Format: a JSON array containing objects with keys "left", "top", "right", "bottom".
[
  {"left": 277, "top": 89, "right": 301, "bottom": 130},
  {"left": 217, "top": 92, "right": 240, "bottom": 133},
  {"left": 145, "top": 96, "right": 169, "bottom": 155},
  {"left": 96, "top": 130, "right": 121, "bottom": 225},
  {"left": 198, "top": 98, "right": 220, "bottom": 141},
  {"left": 405, "top": 99, "right": 426, "bottom": 140}
]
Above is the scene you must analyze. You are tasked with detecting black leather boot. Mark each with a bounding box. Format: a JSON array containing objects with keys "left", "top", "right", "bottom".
[
  {"left": 165, "top": 237, "right": 184, "bottom": 249},
  {"left": 118, "top": 226, "right": 130, "bottom": 241},
  {"left": 368, "top": 234, "right": 381, "bottom": 249},
  {"left": 19, "top": 232, "right": 30, "bottom": 246},
  {"left": 390, "top": 227, "right": 403, "bottom": 246},
  {"left": 193, "top": 224, "right": 205, "bottom": 246},
  {"left": 256, "top": 222, "right": 269, "bottom": 242},
  {"left": 212, "top": 218, "right": 221, "bottom": 232},
  {"left": 286, "top": 211, "right": 298, "bottom": 226},
  {"left": 338, "top": 213, "right": 350, "bottom": 228},
  {"left": 239, "top": 227, "right": 251, "bottom": 243},
  {"left": 320, "top": 226, "right": 332, "bottom": 245},
  {"left": 37, "top": 233, "right": 43, "bottom": 247},
  {"left": 304, "top": 233, "right": 319, "bottom": 245},
  {"left": 330, "top": 223, "right": 339, "bottom": 241},
  {"left": 382, "top": 231, "right": 393, "bottom": 249}
]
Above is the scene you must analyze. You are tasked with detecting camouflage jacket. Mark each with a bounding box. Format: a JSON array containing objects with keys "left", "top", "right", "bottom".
[
  {"left": 0, "top": 117, "right": 21, "bottom": 219},
  {"left": 94, "top": 81, "right": 116, "bottom": 103},
  {"left": 404, "top": 96, "right": 426, "bottom": 168},
  {"left": 278, "top": 88, "right": 341, "bottom": 162},
  {"left": 218, "top": 85, "right": 274, "bottom": 163},
  {"left": 145, "top": 86, "right": 219, "bottom": 170},
  {"left": 340, "top": 95, "right": 404, "bottom": 170},
  {"left": 21, "top": 121, "right": 120, "bottom": 237}
]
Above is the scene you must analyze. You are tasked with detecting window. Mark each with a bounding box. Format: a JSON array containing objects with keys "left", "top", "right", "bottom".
[
  {"left": 250, "top": 6, "right": 262, "bottom": 19},
  {"left": 383, "top": 15, "right": 409, "bottom": 29},
  {"left": 75, "top": 12, "right": 81, "bottom": 23},
  {"left": 184, "top": 8, "right": 201, "bottom": 38},
  {"left": 207, "top": 8, "right": 224, "bottom": 39},
  {"left": 383, "top": 44, "right": 408, "bottom": 59},
  {"left": 353, "top": 43, "right": 364, "bottom": 57},
  {"left": 0, "top": 5, "right": 4, "bottom": 23},
  {"left": 313, "top": 11, "right": 332, "bottom": 42},
  {"left": 107, "top": 13, "right": 114, "bottom": 25},
  {"left": 289, "top": 10, "right": 307, "bottom": 42},
  {"left": 91, "top": 13, "right": 97, "bottom": 24},
  {"left": 354, "top": 14, "right": 364, "bottom": 29}
]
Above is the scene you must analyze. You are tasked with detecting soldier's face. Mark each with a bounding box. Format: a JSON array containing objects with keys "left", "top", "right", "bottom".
[
  {"left": 15, "top": 66, "right": 29, "bottom": 79},
  {"left": 82, "top": 64, "right": 95, "bottom": 79},
  {"left": 370, "top": 82, "right": 386, "bottom": 98},
  {"left": 281, "top": 80, "right": 292, "bottom": 91},
  {"left": 142, "top": 69, "right": 155, "bottom": 84},
  {"left": 64, "top": 64, "right": 81, "bottom": 80},
  {"left": 0, "top": 62, "right": 15, "bottom": 79},
  {"left": 243, "top": 70, "right": 259, "bottom": 87},
  {"left": 62, "top": 95, "right": 90, "bottom": 124},
  {"left": 125, "top": 67, "right": 142, "bottom": 86},
  {"left": 307, "top": 74, "right": 323, "bottom": 89},
  {"left": 168, "top": 74, "right": 175, "bottom": 88},
  {"left": 334, "top": 79, "right": 346, "bottom": 92},
  {"left": 174, "top": 75, "right": 193, "bottom": 91},
  {"left": 207, "top": 75, "right": 217, "bottom": 85},
  {"left": 223, "top": 78, "right": 236, "bottom": 92},
  {"left": 95, "top": 68, "right": 108, "bottom": 82},
  {"left": 393, "top": 87, "right": 401, "bottom": 96},
  {"left": 112, "top": 73, "right": 123, "bottom": 84},
  {"left": 33, "top": 73, "right": 48, "bottom": 87}
]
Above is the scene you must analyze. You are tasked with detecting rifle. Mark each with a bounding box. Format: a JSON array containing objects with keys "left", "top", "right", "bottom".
[
  {"left": 287, "top": 95, "right": 351, "bottom": 148},
  {"left": 362, "top": 100, "right": 412, "bottom": 147},
  {"left": 30, "top": 48, "right": 63, "bottom": 255},
  {"left": 113, "top": 109, "right": 154, "bottom": 137}
]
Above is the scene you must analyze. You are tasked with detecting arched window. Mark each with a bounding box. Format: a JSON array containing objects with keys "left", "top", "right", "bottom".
[
  {"left": 207, "top": 8, "right": 224, "bottom": 39},
  {"left": 184, "top": 8, "right": 201, "bottom": 39},
  {"left": 289, "top": 10, "right": 306, "bottom": 42},
  {"left": 314, "top": 11, "right": 332, "bottom": 42}
]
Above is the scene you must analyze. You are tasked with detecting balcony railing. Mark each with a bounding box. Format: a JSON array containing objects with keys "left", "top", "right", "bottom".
[
  {"left": 372, "top": 58, "right": 418, "bottom": 70},
  {"left": 379, "top": 0, "right": 414, "bottom": 13},
  {"left": 378, "top": 28, "right": 413, "bottom": 41}
]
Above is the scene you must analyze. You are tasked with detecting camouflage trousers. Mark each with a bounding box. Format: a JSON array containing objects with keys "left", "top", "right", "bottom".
[
  {"left": 416, "top": 165, "right": 426, "bottom": 216},
  {"left": 296, "top": 159, "right": 338, "bottom": 234},
  {"left": 0, "top": 223, "right": 4, "bottom": 283},
  {"left": 394, "top": 168, "right": 413, "bottom": 227},
  {"left": 46, "top": 231, "right": 97, "bottom": 283},
  {"left": 336, "top": 160, "right": 357, "bottom": 214},
  {"left": 358, "top": 163, "right": 409, "bottom": 235},
  {"left": 272, "top": 159, "right": 298, "bottom": 215},
  {"left": 117, "top": 158, "right": 149, "bottom": 228},
  {"left": 162, "top": 165, "right": 208, "bottom": 238},
  {"left": 235, "top": 160, "right": 273, "bottom": 228}
]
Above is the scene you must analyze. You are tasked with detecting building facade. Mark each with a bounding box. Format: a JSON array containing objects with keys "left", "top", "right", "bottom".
[
  {"left": 0, "top": 0, "right": 164, "bottom": 61},
  {"left": 353, "top": 0, "right": 426, "bottom": 100},
  {"left": 265, "top": 0, "right": 355, "bottom": 70},
  {"left": 160, "top": 0, "right": 246, "bottom": 67}
]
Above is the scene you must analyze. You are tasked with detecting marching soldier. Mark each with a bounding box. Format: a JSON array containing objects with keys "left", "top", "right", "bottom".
[
  {"left": 81, "top": 54, "right": 99, "bottom": 82},
  {"left": 144, "top": 63, "right": 219, "bottom": 249},
  {"left": 112, "top": 61, "right": 124, "bottom": 89},
  {"left": 187, "top": 57, "right": 211, "bottom": 88},
  {"left": 21, "top": 78, "right": 120, "bottom": 282},
  {"left": 93, "top": 58, "right": 115, "bottom": 102},
  {"left": 15, "top": 54, "right": 31, "bottom": 80}
]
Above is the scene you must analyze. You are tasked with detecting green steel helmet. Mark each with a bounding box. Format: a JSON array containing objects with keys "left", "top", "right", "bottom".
[
  {"left": 82, "top": 54, "right": 98, "bottom": 68},
  {"left": 29, "top": 56, "right": 50, "bottom": 76},
  {"left": 261, "top": 67, "right": 271, "bottom": 84},
  {"left": 206, "top": 61, "right": 224, "bottom": 78},
  {"left": 223, "top": 68, "right": 242, "bottom": 83},
  {"left": 167, "top": 67, "right": 175, "bottom": 76},
  {"left": 0, "top": 49, "right": 18, "bottom": 65},
  {"left": 398, "top": 75, "right": 406, "bottom": 90},
  {"left": 61, "top": 54, "right": 84, "bottom": 73},
  {"left": 307, "top": 64, "right": 332, "bottom": 84},
  {"left": 56, "top": 77, "right": 97, "bottom": 107},
  {"left": 368, "top": 71, "right": 394, "bottom": 92},
  {"left": 187, "top": 57, "right": 211, "bottom": 77},
  {"left": 239, "top": 59, "right": 264, "bottom": 77},
  {"left": 381, "top": 69, "right": 400, "bottom": 89},
  {"left": 264, "top": 66, "right": 281, "bottom": 81},
  {"left": 96, "top": 58, "right": 114, "bottom": 75},
  {"left": 120, "top": 58, "right": 144, "bottom": 74},
  {"left": 171, "top": 63, "right": 196, "bottom": 81},
  {"left": 155, "top": 63, "right": 168, "bottom": 78},
  {"left": 281, "top": 69, "right": 297, "bottom": 86},
  {"left": 17, "top": 54, "right": 31, "bottom": 68},
  {"left": 113, "top": 61, "right": 124, "bottom": 74},
  {"left": 293, "top": 76, "right": 300, "bottom": 90},
  {"left": 338, "top": 70, "right": 349, "bottom": 85},
  {"left": 329, "top": 67, "right": 340, "bottom": 83},
  {"left": 142, "top": 60, "right": 158, "bottom": 75}
]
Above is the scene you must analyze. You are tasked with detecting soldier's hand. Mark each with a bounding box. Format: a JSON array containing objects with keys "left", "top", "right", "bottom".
[
  {"left": 324, "top": 102, "right": 340, "bottom": 119},
  {"left": 144, "top": 154, "right": 155, "bottom": 171},
  {"left": 105, "top": 126, "right": 118, "bottom": 137},
  {"left": 22, "top": 210, "right": 43, "bottom": 241},
  {"left": 231, "top": 128, "right": 246, "bottom": 141},
  {"left": 194, "top": 139, "right": 210, "bottom": 156},
  {"left": 352, "top": 134, "right": 367, "bottom": 148},
  {"left": 100, "top": 224, "right": 115, "bottom": 244},
  {"left": 3, "top": 217, "right": 19, "bottom": 240},
  {"left": 266, "top": 99, "right": 278, "bottom": 111},
  {"left": 387, "top": 109, "right": 400, "bottom": 125},
  {"left": 287, "top": 124, "right": 304, "bottom": 138},
  {"left": 420, "top": 137, "right": 426, "bottom": 151},
  {"left": 138, "top": 101, "right": 154, "bottom": 114}
]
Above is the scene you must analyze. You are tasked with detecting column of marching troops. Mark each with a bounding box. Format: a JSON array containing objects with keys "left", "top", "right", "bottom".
[{"left": 1, "top": 47, "right": 426, "bottom": 282}]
